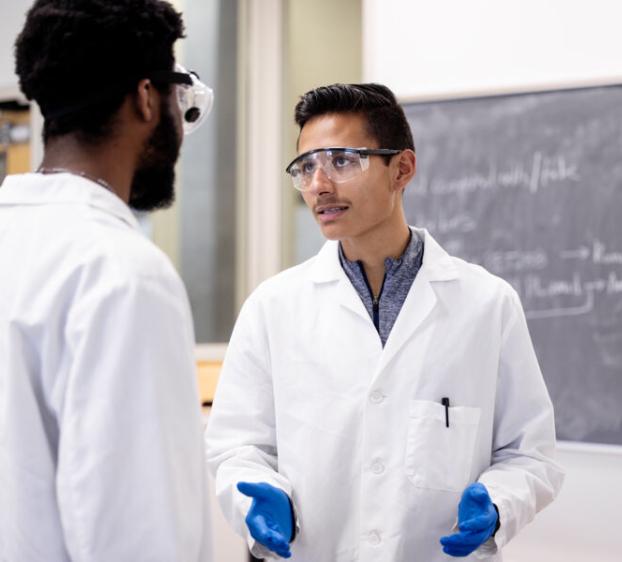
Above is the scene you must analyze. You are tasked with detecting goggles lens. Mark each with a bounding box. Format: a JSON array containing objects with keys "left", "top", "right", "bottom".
[
  {"left": 174, "top": 64, "right": 214, "bottom": 135},
  {"left": 285, "top": 147, "right": 401, "bottom": 191}
]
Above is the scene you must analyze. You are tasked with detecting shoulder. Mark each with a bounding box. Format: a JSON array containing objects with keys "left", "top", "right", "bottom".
[
  {"left": 251, "top": 256, "right": 318, "bottom": 301},
  {"left": 232, "top": 256, "right": 322, "bottom": 327},
  {"left": 444, "top": 255, "right": 522, "bottom": 329},
  {"left": 62, "top": 229, "right": 193, "bottom": 344},
  {"left": 453, "top": 255, "right": 515, "bottom": 294},
  {"left": 420, "top": 228, "right": 517, "bottom": 304},
  {"left": 61, "top": 209, "right": 187, "bottom": 309},
  {"left": 100, "top": 224, "right": 180, "bottom": 289}
]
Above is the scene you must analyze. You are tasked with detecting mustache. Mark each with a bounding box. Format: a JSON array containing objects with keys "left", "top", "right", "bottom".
[{"left": 313, "top": 197, "right": 351, "bottom": 213}]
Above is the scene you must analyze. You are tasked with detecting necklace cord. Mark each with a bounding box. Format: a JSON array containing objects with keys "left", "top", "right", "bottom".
[{"left": 36, "top": 167, "right": 116, "bottom": 193}]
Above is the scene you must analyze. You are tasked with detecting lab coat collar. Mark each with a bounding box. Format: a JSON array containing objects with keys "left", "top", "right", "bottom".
[
  {"left": 0, "top": 172, "right": 141, "bottom": 230},
  {"left": 310, "top": 227, "right": 459, "bottom": 284},
  {"left": 310, "top": 228, "right": 460, "bottom": 367}
]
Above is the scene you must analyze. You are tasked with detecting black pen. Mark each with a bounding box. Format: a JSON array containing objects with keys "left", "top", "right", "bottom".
[{"left": 441, "top": 397, "right": 450, "bottom": 428}]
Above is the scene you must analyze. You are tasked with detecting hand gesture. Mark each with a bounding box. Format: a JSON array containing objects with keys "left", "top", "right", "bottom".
[
  {"left": 440, "top": 482, "right": 498, "bottom": 557},
  {"left": 238, "top": 481, "right": 293, "bottom": 558}
]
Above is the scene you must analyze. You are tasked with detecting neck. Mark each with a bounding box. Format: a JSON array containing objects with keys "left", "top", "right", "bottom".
[
  {"left": 341, "top": 220, "right": 410, "bottom": 266},
  {"left": 40, "top": 135, "right": 135, "bottom": 203},
  {"left": 340, "top": 217, "right": 411, "bottom": 295}
]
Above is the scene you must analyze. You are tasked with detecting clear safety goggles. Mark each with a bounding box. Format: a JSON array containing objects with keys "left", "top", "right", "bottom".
[
  {"left": 171, "top": 64, "right": 214, "bottom": 135},
  {"left": 42, "top": 65, "right": 213, "bottom": 133},
  {"left": 151, "top": 64, "right": 213, "bottom": 135},
  {"left": 285, "top": 147, "right": 401, "bottom": 191}
]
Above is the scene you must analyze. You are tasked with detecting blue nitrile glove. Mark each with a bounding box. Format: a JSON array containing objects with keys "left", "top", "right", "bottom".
[
  {"left": 440, "top": 482, "right": 499, "bottom": 557},
  {"left": 237, "top": 481, "right": 293, "bottom": 559}
]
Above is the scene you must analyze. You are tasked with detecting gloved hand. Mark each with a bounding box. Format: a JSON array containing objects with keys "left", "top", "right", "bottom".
[
  {"left": 238, "top": 481, "right": 293, "bottom": 559},
  {"left": 440, "top": 482, "right": 498, "bottom": 557}
]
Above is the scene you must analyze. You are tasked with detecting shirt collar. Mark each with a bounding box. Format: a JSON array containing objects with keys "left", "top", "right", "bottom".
[
  {"left": 338, "top": 228, "right": 422, "bottom": 274},
  {"left": 311, "top": 227, "right": 458, "bottom": 284},
  {"left": 0, "top": 172, "right": 141, "bottom": 230}
]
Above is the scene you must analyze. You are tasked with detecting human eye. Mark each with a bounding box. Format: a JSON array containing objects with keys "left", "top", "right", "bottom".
[
  {"left": 301, "top": 159, "right": 317, "bottom": 175},
  {"left": 332, "top": 152, "right": 357, "bottom": 169}
]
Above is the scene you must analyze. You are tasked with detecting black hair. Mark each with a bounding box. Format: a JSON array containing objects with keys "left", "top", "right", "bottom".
[
  {"left": 15, "top": 0, "right": 185, "bottom": 144},
  {"left": 294, "top": 83, "right": 415, "bottom": 158}
]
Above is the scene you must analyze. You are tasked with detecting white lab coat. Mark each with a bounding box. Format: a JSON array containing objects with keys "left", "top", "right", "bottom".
[
  {"left": 0, "top": 173, "right": 212, "bottom": 561},
  {"left": 206, "top": 228, "right": 564, "bottom": 562}
]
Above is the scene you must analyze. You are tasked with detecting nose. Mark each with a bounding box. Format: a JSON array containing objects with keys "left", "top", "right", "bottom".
[{"left": 307, "top": 167, "right": 335, "bottom": 196}]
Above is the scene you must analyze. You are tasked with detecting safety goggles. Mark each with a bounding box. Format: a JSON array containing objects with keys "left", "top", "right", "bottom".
[
  {"left": 41, "top": 64, "right": 214, "bottom": 135},
  {"left": 285, "top": 147, "right": 401, "bottom": 192},
  {"left": 152, "top": 64, "right": 214, "bottom": 135}
]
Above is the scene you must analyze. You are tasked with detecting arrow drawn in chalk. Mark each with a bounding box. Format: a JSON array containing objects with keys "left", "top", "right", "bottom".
[{"left": 526, "top": 290, "right": 594, "bottom": 320}]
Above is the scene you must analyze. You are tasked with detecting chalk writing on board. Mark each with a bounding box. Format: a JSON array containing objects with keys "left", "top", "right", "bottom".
[
  {"left": 416, "top": 152, "right": 580, "bottom": 196},
  {"left": 404, "top": 85, "right": 622, "bottom": 445}
]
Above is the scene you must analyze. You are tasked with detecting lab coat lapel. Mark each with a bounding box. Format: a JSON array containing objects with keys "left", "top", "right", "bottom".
[
  {"left": 310, "top": 240, "right": 371, "bottom": 323},
  {"left": 378, "top": 229, "right": 459, "bottom": 373},
  {"left": 334, "top": 276, "right": 371, "bottom": 321}
]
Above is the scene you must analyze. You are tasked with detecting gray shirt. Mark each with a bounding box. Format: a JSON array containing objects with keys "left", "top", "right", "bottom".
[{"left": 338, "top": 228, "right": 425, "bottom": 346}]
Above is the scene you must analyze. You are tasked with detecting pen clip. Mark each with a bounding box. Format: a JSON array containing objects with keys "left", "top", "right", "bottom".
[{"left": 441, "top": 397, "right": 450, "bottom": 428}]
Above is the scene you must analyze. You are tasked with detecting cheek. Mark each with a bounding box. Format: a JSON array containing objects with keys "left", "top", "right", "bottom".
[
  {"left": 169, "top": 95, "right": 184, "bottom": 140},
  {"left": 174, "top": 113, "right": 183, "bottom": 144},
  {"left": 356, "top": 183, "right": 397, "bottom": 222},
  {"left": 301, "top": 192, "right": 314, "bottom": 209},
  {"left": 356, "top": 179, "right": 386, "bottom": 207}
]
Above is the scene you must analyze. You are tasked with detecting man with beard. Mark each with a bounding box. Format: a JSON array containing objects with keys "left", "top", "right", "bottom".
[{"left": 0, "top": 1, "right": 214, "bottom": 560}]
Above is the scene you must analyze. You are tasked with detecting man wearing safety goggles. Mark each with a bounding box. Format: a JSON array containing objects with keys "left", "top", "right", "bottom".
[
  {"left": 207, "top": 83, "right": 563, "bottom": 561},
  {"left": 0, "top": 1, "right": 214, "bottom": 561}
]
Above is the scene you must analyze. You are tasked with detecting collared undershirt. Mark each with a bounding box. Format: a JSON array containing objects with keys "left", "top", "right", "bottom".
[{"left": 338, "top": 229, "right": 425, "bottom": 347}]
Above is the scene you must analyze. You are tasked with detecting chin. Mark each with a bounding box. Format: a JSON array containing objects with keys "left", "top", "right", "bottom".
[
  {"left": 320, "top": 228, "right": 339, "bottom": 241},
  {"left": 318, "top": 223, "right": 348, "bottom": 241}
]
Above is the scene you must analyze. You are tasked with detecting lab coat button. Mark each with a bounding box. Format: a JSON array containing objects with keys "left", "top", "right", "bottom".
[
  {"left": 369, "top": 390, "right": 384, "bottom": 404},
  {"left": 371, "top": 460, "right": 385, "bottom": 474},
  {"left": 368, "top": 531, "right": 381, "bottom": 545}
]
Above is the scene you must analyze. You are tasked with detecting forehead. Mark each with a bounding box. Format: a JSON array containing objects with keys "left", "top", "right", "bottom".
[{"left": 297, "top": 112, "right": 376, "bottom": 154}]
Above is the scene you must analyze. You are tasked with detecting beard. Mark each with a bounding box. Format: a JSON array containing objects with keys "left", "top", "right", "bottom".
[{"left": 129, "top": 99, "right": 182, "bottom": 212}]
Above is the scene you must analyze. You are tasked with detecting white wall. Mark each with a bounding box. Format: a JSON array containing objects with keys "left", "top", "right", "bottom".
[
  {"left": 363, "top": 0, "right": 622, "bottom": 99},
  {"left": 504, "top": 443, "right": 622, "bottom": 561},
  {"left": 363, "top": 1, "right": 622, "bottom": 559},
  {"left": 284, "top": 0, "right": 363, "bottom": 266},
  {"left": 0, "top": 0, "right": 31, "bottom": 97},
  {"left": 1, "top": 0, "right": 43, "bottom": 171}
]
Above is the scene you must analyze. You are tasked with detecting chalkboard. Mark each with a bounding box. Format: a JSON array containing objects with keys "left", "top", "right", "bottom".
[{"left": 403, "top": 86, "right": 622, "bottom": 446}]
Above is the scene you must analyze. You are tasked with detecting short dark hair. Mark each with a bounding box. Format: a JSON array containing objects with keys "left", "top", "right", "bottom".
[
  {"left": 294, "top": 83, "right": 415, "bottom": 155},
  {"left": 15, "top": 0, "right": 185, "bottom": 144}
]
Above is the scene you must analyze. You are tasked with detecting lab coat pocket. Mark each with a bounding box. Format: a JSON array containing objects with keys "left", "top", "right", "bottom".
[{"left": 405, "top": 400, "right": 481, "bottom": 492}]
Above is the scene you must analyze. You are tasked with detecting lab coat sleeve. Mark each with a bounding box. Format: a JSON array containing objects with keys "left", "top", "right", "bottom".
[
  {"left": 476, "top": 288, "right": 565, "bottom": 556},
  {"left": 57, "top": 277, "right": 211, "bottom": 562},
  {"left": 205, "top": 290, "right": 294, "bottom": 558}
]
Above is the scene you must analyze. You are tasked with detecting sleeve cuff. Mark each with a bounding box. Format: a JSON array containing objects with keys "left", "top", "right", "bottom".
[
  {"left": 289, "top": 495, "right": 301, "bottom": 542},
  {"left": 472, "top": 535, "right": 499, "bottom": 559},
  {"left": 473, "top": 502, "right": 502, "bottom": 558}
]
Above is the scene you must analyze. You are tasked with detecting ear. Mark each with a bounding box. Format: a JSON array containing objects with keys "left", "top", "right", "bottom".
[
  {"left": 134, "top": 78, "right": 160, "bottom": 124},
  {"left": 392, "top": 149, "right": 416, "bottom": 192}
]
